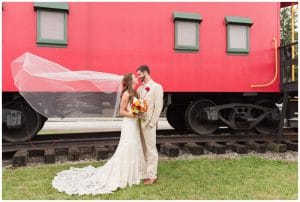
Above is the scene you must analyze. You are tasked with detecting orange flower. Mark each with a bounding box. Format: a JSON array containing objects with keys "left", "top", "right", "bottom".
[{"left": 131, "top": 97, "right": 148, "bottom": 115}]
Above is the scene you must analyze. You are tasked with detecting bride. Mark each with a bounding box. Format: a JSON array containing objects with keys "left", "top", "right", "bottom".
[{"left": 52, "top": 73, "right": 147, "bottom": 195}]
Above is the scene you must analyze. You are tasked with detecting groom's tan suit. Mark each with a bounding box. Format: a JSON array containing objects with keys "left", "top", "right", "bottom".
[{"left": 138, "top": 79, "right": 163, "bottom": 179}]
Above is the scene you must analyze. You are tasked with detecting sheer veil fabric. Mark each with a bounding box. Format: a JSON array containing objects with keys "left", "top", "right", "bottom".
[{"left": 11, "top": 52, "right": 123, "bottom": 118}]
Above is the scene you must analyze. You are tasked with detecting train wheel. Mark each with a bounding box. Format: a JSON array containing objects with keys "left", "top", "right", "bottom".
[
  {"left": 3, "top": 100, "right": 42, "bottom": 142},
  {"left": 166, "top": 104, "right": 187, "bottom": 130},
  {"left": 254, "top": 99, "right": 280, "bottom": 135},
  {"left": 185, "top": 99, "right": 219, "bottom": 135}
]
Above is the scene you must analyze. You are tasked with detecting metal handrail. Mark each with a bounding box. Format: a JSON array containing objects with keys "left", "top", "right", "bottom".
[
  {"left": 251, "top": 38, "right": 278, "bottom": 88},
  {"left": 279, "top": 41, "right": 298, "bottom": 86},
  {"left": 279, "top": 41, "right": 298, "bottom": 49}
]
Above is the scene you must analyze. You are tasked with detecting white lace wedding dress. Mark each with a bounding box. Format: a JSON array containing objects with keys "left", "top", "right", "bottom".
[{"left": 52, "top": 105, "right": 147, "bottom": 195}]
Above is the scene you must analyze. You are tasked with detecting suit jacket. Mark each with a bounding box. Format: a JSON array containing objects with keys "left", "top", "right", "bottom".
[{"left": 137, "top": 79, "right": 164, "bottom": 129}]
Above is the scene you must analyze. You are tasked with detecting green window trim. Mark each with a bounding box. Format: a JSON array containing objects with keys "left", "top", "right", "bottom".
[
  {"left": 173, "top": 12, "right": 202, "bottom": 52},
  {"left": 225, "top": 16, "right": 253, "bottom": 26},
  {"left": 225, "top": 16, "right": 253, "bottom": 54},
  {"left": 175, "top": 21, "right": 199, "bottom": 51},
  {"left": 34, "top": 2, "right": 69, "bottom": 12},
  {"left": 173, "top": 12, "right": 202, "bottom": 22},
  {"left": 35, "top": 2, "right": 68, "bottom": 47},
  {"left": 226, "top": 25, "right": 250, "bottom": 54}
]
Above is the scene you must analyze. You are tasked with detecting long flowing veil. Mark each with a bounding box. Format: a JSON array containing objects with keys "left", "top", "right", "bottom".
[{"left": 11, "top": 52, "right": 123, "bottom": 118}]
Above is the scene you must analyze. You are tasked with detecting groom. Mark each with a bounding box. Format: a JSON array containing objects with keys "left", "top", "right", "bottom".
[{"left": 136, "top": 65, "right": 164, "bottom": 185}]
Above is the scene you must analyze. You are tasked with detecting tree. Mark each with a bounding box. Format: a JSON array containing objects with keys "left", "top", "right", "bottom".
[
  {"left": 280, "top": 5, "right": 298, "bottom": 83},
  {"left": 280, "top": 6, "right": 298, "bottom": 46}
]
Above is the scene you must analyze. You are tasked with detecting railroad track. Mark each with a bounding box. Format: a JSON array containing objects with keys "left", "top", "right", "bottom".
[{"left": 3, "top": 128, "right": 297, "bottom": 153}]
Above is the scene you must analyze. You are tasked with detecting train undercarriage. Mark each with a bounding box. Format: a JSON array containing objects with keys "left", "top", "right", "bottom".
[
  {"left": 3, "top": 93, "right": 47, "bottom": 142},
  {"left": 166, "top": 92, "right": 296, "bottom": 135},
  {"left": 2, "top": 92, "right": 297, "bottom": 143}
]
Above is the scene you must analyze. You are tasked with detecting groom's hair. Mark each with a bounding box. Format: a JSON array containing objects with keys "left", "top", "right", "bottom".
[{"left": 136, "top": 65, "right": 150, "bottom": 75}]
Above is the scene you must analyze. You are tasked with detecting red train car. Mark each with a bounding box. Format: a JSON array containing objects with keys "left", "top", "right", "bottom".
[{"left": 2, "top": 2, "right": 284, "bottom": 142}]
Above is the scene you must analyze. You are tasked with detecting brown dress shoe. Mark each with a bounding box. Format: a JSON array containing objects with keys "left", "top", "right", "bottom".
[
  {"left": 144, "top": 178, "right": 157, "bottom": 185},
  {"left": 143, "top": 179, "right": 150, "bottom": 185}
]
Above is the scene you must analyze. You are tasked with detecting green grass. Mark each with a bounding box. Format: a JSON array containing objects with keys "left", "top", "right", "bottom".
[{"left": 2, "top": 157, "right": 298, "bottom": 200}]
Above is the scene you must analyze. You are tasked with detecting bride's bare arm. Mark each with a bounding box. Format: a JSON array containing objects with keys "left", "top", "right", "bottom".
[{"left": 119, "top": 91, "right": 135, "bottom": 118}]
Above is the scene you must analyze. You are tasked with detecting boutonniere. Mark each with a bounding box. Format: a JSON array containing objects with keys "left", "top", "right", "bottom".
[{"left": 142, "top": 86, "right": 150, "bottom": 99}]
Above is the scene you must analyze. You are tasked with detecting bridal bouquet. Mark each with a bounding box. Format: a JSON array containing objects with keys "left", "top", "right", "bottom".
[{"left": 131, "top": 97, "right": 148, "bottom": 117}]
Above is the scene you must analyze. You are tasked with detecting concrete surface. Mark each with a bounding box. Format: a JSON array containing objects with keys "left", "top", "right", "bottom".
[{"left": 39, "top": 117, "right": 173, "bottom": 134}]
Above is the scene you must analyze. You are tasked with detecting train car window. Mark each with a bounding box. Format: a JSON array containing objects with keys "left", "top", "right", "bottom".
[
  {"left": 173, "top": 12, "right": 202, "bottom": 51},
  {"left": 34, "top": 2, "right": 69, "bottom": 47},
  {"left": 225, "top": 16, "right": 253, "bottom": 54}
]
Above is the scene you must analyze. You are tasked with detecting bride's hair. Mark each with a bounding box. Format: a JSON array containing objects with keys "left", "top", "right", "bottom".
[{"left": 121, "top": 73, "right": 137, "bottom": 103}]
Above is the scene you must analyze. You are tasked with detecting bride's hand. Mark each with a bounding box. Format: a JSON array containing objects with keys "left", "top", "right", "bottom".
[{"left": 135, "top": 114, "right": 145, "bottom": 119}]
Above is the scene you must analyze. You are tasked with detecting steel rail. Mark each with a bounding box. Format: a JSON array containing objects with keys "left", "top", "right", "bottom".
[{"left": 3, "top": 131, "right": 297, "bottom": 153}]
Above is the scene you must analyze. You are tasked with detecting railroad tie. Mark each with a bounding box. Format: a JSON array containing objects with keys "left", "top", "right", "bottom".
[
  {"left": 246, "top": 141, "right": 266, "bottom": 153},
  {"left": 183, "top": 143, "right": 204, "bottom": 155},
  {"left": 284, "top": 140, "right": 298, "bottom": 151},
  {"left": 54, "top": 148, "right": 68, "bottom": 156},
  {"left": 228, "top": 142, "right": 249, "bottom": 154},
  {"left": 205, "top": 142, "right": 226, "bottom": 154},
  {"left": 29, "top": 150, "right": 44, "bottom": 157},
  {"left": 105, "top": 145, "right": 117, "bottom": 158},
  {"left": 12, "top": 150, "right": 29, "bottom": 167},
  {"left": 160, "top": 143, "right": 179, "bottom": 157},
  {"left": 79, "top": 147, "right": 94, "bottom": 155},
  {"left": 67, "top": 147, "right": 80, "bottom": 161},
  {"left": 44, "top": 149, "right": 55, "bottom": 164},
  {"left": 94, "top": 147, "right": 110, "bottom": 160},
  {"left": 266, "top": 142, "right": 287, "bottom": 153}
]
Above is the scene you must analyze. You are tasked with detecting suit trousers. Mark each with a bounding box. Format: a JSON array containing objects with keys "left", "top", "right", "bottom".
[{"left": 140, "top": 125, "right": 158, "bottom": 179}]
